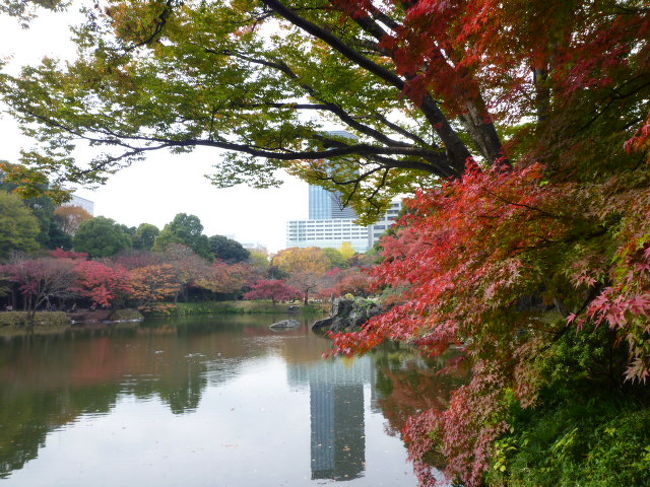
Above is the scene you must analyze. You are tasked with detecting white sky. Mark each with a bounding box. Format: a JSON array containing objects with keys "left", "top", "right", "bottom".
[{"left": 0, "top": 4, "right": 312, "bottom": 252}]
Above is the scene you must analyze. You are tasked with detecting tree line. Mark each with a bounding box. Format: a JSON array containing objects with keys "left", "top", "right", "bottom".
[{"left": 1, "top": 185, "right": 372, "bottom": 314}]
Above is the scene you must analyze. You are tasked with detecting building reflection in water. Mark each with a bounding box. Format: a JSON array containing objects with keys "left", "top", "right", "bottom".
[{"left": 287, "top": 356, "right": 376, "bottom": 481}]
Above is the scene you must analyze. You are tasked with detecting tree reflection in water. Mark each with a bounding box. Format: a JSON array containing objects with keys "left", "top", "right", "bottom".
[{"left": 0, "top": 318, "right": 456, "bottom": 484}]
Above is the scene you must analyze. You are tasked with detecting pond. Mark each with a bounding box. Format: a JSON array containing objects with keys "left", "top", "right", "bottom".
[{"left": 0, "top": 315, "right": 454, "bottom": 486}]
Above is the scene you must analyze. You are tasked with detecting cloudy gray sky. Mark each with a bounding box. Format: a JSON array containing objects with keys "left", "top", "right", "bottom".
[{"left": 0, "top": 4, "right": 313, "bottom": 252}]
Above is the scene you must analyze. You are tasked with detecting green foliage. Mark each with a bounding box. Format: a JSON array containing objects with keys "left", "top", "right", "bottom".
[
  {"left": 155, "top": 213, "right": 211, "bottom": 259},
  {"left": 489, "top": 399, "right": 650, "bottom": 487},
  {"left": 0, "top": 0, "right": 451, "bottom": 220},
  {"left": 132, "top": 223, "right": 159, "bottom": 250},
  {"left": 0, "top": 181, "right": 71, "bottom": 251},
  {"left": 161, "top": 300, "right": 325, "bottom": 316},
  {"left": 484, "top": 323, "right": 650, "bottom": 487},
  {"left": 73, "top": 216, "right": 132, "bottom": 257},
  {"left": 208, "top": 235, "right": 249, "bottom": 263},
  {"left": 0, "top": 191, "right": 40, "bottom": 259},
  {"left": 0, "top": 311, "right": 69, "bottom": 328},
  {"left": 322, "top": 248, "right": 349, "bottom": 269}
]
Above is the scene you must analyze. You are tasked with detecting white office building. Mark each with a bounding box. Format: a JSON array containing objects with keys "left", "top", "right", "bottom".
[
  {"left": 286, "top": 200, "right": 402, "bottom": 252},
  {"left": 286, "top": 219, "right": 369, "bottom": 252},
  {"left": 367, "top": 200, "right": 402, "bottom": 247}
]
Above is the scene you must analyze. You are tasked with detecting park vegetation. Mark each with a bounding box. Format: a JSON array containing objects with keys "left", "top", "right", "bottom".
[
  {"left": 0, "top": 0, "right": 648, "bottom": 486},
  {"left": 0, "top": 188, "right": 371, "bottom": 315}
]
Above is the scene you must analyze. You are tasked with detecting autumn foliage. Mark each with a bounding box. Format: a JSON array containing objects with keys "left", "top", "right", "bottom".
[
  {"left": 74, "top": 260, "right": 132, "bottom": 308},
  {"left": 129, "top": 264, "right": 181, "bottom": 312},
  {"left": 1, "top": 244, "right": 263, "bottom": 314},
  {"left": 331, "top": 160, "right": 649, "bottom": 485},
  {"left": 244, "top": 279, "right": 301, "bottom": 304}
]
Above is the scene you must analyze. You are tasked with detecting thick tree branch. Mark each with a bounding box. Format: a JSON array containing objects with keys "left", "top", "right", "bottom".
[
  {"left": 204, "top": 47, "right": 430, "bottom": 150},
  {"left": 260, "top": 0, "right": 471, "bottom": 173}
]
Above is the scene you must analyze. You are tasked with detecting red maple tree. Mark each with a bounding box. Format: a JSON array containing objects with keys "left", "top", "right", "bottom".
[
  {"left": 244, "top": 279, "right": 301, "bottom": 304},
  {"left": 74, "top": 260, "right": 133, "bottom": 308}
]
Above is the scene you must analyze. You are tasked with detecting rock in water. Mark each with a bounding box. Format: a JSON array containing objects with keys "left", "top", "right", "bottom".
[
  {"left": 312, "top": 298, "right": 382, "bottom": 333},
  {"left": 269, "top": 319, "right": 300, "bottom": 330}
]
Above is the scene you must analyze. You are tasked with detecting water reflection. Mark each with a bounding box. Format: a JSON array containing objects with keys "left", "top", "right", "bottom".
[
  {"left": 288, "top": 357, "right": 375, "bottom": 481},
  {"left": 0, "top": 316, "right": 448, "bottom": 486}
]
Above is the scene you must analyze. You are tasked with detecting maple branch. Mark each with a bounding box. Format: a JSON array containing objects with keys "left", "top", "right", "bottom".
[
  {"left": 117, "top": 0, "right": 177, "bottom": 52},
  {"left": 203, "top": 47, "right": 420, "bottom": 149},
  {"left": 367, "top": 3, "right": 401, "bottom": 32},
  {"left": 259, "top": 0, "right": 471, "bottom": 172},
  {"left": 483, "top": 189, "right": 567, "bottom": 220},
  {"left": 203, "top": 46, "right": 446, "bottom": 161}
]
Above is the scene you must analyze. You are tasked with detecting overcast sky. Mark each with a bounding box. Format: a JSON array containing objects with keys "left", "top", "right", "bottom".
[{"left": 0, "top": 4, "right": 314, "bottom": 252}]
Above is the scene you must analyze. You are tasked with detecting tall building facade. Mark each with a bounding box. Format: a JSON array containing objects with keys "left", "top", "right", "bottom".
[
  {"left": 286, "top": 129, "right": 403, "bottom": 252},
  {"left": 367, "top": 199, "right": 402, "bottom": 247},
  {"left": 308, "top": 130, "right": 358, "bottom": 220},
  {"left": 286, "top": 199, "right": 402, "bottom": 252},
  {"left": 286, "top": 219, "right": 369, "bottom": 252},
  {"left": 308, "top": 186, "right": 357, "bottom": 220}
]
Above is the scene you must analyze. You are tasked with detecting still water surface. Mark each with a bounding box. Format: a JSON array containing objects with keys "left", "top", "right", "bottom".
[{"left": 0, "top": 315, "right": 445, "bottom": 486}]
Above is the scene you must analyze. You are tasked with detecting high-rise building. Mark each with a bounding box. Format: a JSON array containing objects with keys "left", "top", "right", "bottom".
[
  {"left": 287, "top": 130, "right": 403, "bottom": 252},
  {"left": 308, "top": 130, "right": 358, "bottom": 220},
  {"left": 286, "top": 218, "right": 369, "bottom": 252},
  {"left": 286, "top": 199, "right": 402, "bottom": 252},
  {"left": 308, "top": 185, "right": 357, "bottom": 220},
  {"left": 367, "top": 199, "right": 402, "bottom": 247}
]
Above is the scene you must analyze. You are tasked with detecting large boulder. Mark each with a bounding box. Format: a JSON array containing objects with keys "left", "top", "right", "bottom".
[
  {"left": 269, "top": 319, "right": 301, "bottom": 330},
  {"left": 312, "top": 298, "right": 382, "bottom": 333}
]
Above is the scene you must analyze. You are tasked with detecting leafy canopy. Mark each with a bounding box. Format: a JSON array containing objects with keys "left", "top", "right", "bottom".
[
  {"left": 0, "top": 191, "right": 40, "bottom": 259},
  {"left": 73, "top": 216, "right": 133, "bottom": 257},
  {"left": 208, "top": 235, "right": 250, "bottom": 264}
]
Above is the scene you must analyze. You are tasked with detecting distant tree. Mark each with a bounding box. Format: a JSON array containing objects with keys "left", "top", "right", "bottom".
[
  {"left": 208, "top": 235, "right": 250, "bottom": 264},
  {"left": 274, "top": 247, "right": 330, "bottom": 304},
  {"left": 132, "top": 223, "right": 159, "bottom": 250},
  {"left": 339, "top": 242, "right": 356, "bottom": 260},
  {"left": 244, "top": 279, "right": 301, "bottom": 305},
  {"left": 319, "top": 267, "right": 371, "bottom": 299},
  {"left": 322, "top": 248, "right": 349, "bottom": 269},
  {"left": 161, "top": 243, "right": 211, "bottom": 302},
  {"left": 196, "top": 260, "right": 254, "bottom": 296},
  {"left": 129, "top": 264, "right": 181, "bottom": 312},
  {"left": 155, "top": 213, "right": 211, "bottom": 259},
  {"left": 74, "top": 260, "right": 132, "bottom": 308},
  {"left": 73, "top": 217, "right": 132, "bottom": 257},
  {"left": 1, "top": 257, "right": 78, "bottom": 318},
  {"left": 53, "top": 205, "right": 92, "bottom": 235},
  {"left": 0, "top": 181, "right": 71, "bottom": 250},
  {"left": 113, "top": 250, "right": 163, "bottom": 270},
  {"left": 0, "top": 191, "right": 40, "bottom": 259},
  {"left": 248, "top": 249, "right": 270, "bottom": 277},
  {"left": 117, "top": 224, "right": 137, "bottom": 237}
]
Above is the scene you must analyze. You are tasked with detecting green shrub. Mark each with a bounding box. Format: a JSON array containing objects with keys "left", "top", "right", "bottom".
[
  {"left": 149, "top": 300, "right": 327, "bottom": 317},
  {"left": 487, "top": 325, "right": 650, "bottom": 487},
  {"left": 0, "top": 312, "right": 70, "bottom": 327}
]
